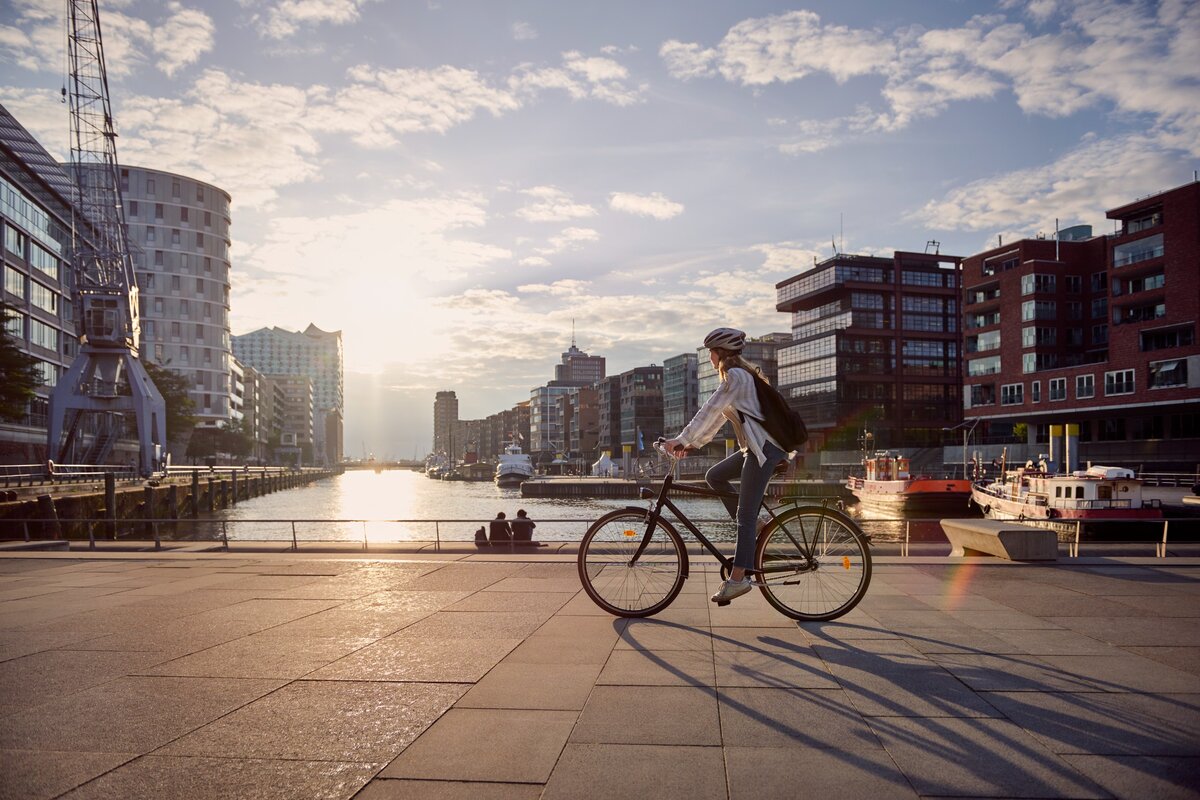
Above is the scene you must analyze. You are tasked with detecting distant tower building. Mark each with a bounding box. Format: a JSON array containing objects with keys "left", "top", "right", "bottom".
[
  {"left": 232, "top": 324, "right": 344, "bottom": 465},
  {"left": 433, "top": 390, "right": 458, "bottom": 455},
  {"left": 554, "top": 332, "right": 605, "bottom": 384},
  {"left": 119, "top": 166, "right": 234, "bottom": 438},
  {"left": 0, "top": 105, "right": 82, "bottom": 461}
]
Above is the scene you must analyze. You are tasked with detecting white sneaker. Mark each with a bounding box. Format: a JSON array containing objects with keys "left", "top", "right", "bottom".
[{"left": 711, "top": 577, "right": 752, "bottom": 604}]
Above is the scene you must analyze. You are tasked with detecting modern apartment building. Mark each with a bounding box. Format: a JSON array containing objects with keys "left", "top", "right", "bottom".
[
  {"left": 232, "top": 324, "right": 344, "bottom": 465},
  {"left": 240, "top": 363, "right": 283, "bottom": 462},
  {"left": 432, "top": 390, "right": 458, "bottom": 456},
  {"left": 594, "top": 375, "right": 622, "bottom": 458},
  {"left": 529, "top": 382, "right": 586, "bottom": 460},
  {"left": 961, "top": 180, "right": 1200, "bottom": 468},
  {"left": 619, "top": 365, "right": 664, "bottom": 456},
  {"left": 265, "top": 374, "right": 313, "bottom": 465},
  {"left": 568, "top": 386, "right": 600, "bottom": 463},
  {"left": 775, "top": 252, "right": 963, "bottom": 450},
  {"left": 663, "top": 352, "right": 698, "bottom": 435},
  {"left": 0, "top": 105, "right": 82, "bottom": 462},
  {"left": 120, "top": 166, "right": 234, "bottom": 438}
]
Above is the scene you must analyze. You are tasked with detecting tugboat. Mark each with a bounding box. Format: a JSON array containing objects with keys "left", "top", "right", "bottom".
[
  {"left": 495, "top": 441, "right": 534, "bottom": 488},
  {"left": 972, "top": 460, "right": 1162, "bottom": 522},
  {"left": 847, "top": 451, "right": 973, "bottom": 514}
]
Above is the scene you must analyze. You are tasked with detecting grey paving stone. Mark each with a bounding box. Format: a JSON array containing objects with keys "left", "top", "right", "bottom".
[
  {"left": 717, "top": 687, "right": 883, "bottom": 749},
  {"left": 715, "top": 648, "right": 839, "bottom": 689},
  {"left": 253, "top": 608, "right": 433, "bottom": 639},
  {"left": 861, "top": 608, "right": 966, "bottom": 630},
  {"left": 986, "top": 627, "right": 1126, "bottom": 656},
  {"left": 1062, "top": 755, "right": 1200, "bottom": 800},
  {"left": 929, "top": 652, "right": 1118, "bottom": 692},
  {"left": 405, "top": 565, "right": 521, "bottom": 591},
  {"left": 159, "top": 680, "right": 465, "bottom": 762},
  {"left": 0, "top": 675, "right": 283, "bottom": 753},
  {"left": 725, "top": 745, "right": 918, "bottom": 799},
  {"left": 56, "top": 755, "right": 379, "bottom": 800},
  {"left": 943, "top": 609, "right": 1069, "bottom": 630},
  {"left": 306, "top": 634, "right": 522, "bottom": 682},
  {"left": 868, "top": 716, "right": 1110, "bottom": 798},
  {"left": 457, "top": 661, "right": 602, "bottom": 709},
  {"left": 555, "top": 592, "right": 618, "bottom": 615},
  {"left": 393, "top": 611, "right": 551, "bottom": 640},
  {"left": 355, "top": 779, "right": 543, "bottom": 800},
  {"left": 531, "top": 614, "right": 625, "bottom": 640},
  {"left": 1033, "top": 653, "right": 1200, "bottom": 693},
  {"left": 380, "top": 708, "right": 576, "bottom": 783},
  {"left": 0, "top": 749, "right": 135, "bottom": 800},
  {"left": 985, "top": 692, "right": 1200, "bottom": 756},
  {"left": 1112, "top": 594, "right": 1200, "bottom": 617},
  {"left": 1045, "top": 616, "right": 1200, "bottom": 647},
  {"left": 1123, "top": 646, "right": 1200, "bottom": 677},
  {"left": 0, "top": 628, "right": 112, "bottom": 664},
  {"left": 796, "top": 611, "right": 896, "bottom": 640},
  {"left": 140, "top": 632, "right": 378, "bottom": 679},
  {"left": 0, "top": 648, "right": 168, "bottom": 716},
  {"left": 483, "top": 577, "right": 583, "bottom": 593},
  {"left": 500, "top": 634, "right": 616, "bottom": 666},
  {"left": 709, "top": 626, "right": 810, "bottom": 652},
  {"left": 814, "top": 640, "right": 1003, "bottom": 717},
  {"left": 993, "top": 593, "right": 1157, "bottom": 618},
  {"left": 188, "top": 597, "right": 340, "bottom": 626},
  {"left": 897, "top": 626, "right": 1026, "bottom": 656},
  {"left": 571, "top": 686, "right": 720, "bottom": 745},
  {"left": 444, "top": 591, "right": 575, "bottom": 613},
  {"left": 596, "top": 647, "right": 716, "bottom": 687},
  {"left": 616, "top": 620, "right": 714, "bottom": 651},
  {"left": 915, "top": 593, "right": 1016, "bottom": 612},
  {"left": 327, "top": 589, "right": 472, "bottom": 615},
  {"left": 541, "top": 743, "right": 727, "bottom": 800},
  {"left": 65, "top": 617, "right": 274, "bottom": 659}
]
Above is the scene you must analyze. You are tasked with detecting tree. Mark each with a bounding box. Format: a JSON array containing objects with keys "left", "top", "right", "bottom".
[
  {"left": 219, "top": 419, "right": 253, "bottom": 458},
  {"left": 140, "top": 360, "right": 196, "bottom": 442},
  {"left": 0, "top": 303, "right": 42, "bottom": 422}
]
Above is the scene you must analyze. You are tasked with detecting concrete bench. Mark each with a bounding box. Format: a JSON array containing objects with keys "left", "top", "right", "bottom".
[{"left": 940, "top": 519, "right": 1057, "bottom": 561}]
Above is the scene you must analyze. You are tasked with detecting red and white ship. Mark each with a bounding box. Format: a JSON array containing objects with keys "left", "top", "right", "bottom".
[
  {"left": 971, "top": 464, "right": 1163, "bottom": 521},
  {"left": 847, "top": 452, "right": 973, "bottom": 514}
]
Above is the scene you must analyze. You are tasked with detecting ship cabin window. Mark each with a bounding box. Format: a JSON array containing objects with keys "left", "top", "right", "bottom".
[
  {"left": 1055, "top": 487, "right": 1062, "bottom": 498},
  {"left": 1076, "top": 486, "right": 1084, "bottom": 499},
  {"left": 1098, "top": 485, "right": 1112, "bottom": 500}
]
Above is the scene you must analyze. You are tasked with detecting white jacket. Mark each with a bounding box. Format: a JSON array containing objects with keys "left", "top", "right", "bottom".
[{"left": 674, "top": 367, "right": 784, "bottom": 466}]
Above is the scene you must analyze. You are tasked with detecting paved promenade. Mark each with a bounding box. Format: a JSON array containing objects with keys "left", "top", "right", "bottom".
[{"left": 0, "top": 551, "right": 1198, "bottom": 799}]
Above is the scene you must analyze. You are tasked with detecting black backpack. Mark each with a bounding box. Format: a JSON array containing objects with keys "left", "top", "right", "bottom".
[{"left": 743, "top": 372, "right": 808, "bottom": 452}]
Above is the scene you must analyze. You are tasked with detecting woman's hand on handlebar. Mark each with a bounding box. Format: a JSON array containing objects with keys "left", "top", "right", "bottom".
[{"left": 662, "top": 438, "right": 690, "bottom": 458}]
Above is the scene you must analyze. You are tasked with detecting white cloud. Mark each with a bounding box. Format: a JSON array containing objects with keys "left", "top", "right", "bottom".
[
  {"left": 517, "top": 279, "right": 590, "bottom": 296},
  {"left": 518, "top": 256, "right": 551, "bottom": 267},
  {"left": 511, "top": 51, "right": 647, "bottom": 107},
  {"left": 514, "top": 186, "right": 597, "bottom": 223},
  {"left": 1, "top": 0, "right": 213, "bottom": 78},
  {"left": 609, "top": 191, "right": 684, "bottom": 220},
  {"left": 535, "top": 226, "right": 600, "bottom": 255},
  {"left": 511, "top": 21, "right": 537, "bottom": 41},
  {"left": 254, "top": 0, "right": 377, "bottom": 39}
]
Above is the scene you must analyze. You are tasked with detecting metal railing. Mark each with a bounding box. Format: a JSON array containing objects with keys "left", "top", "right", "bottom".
[
  {"left": 0, "top": 463, "right": 139, "bottom": 487},
  {"left": 2, "top": 514, "right": 1195, "bottom": 558}
]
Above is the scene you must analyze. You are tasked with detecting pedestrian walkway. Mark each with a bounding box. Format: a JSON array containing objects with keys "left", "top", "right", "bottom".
[{"left": 0, "top": 552, "right": 1197, "bottom": 799}]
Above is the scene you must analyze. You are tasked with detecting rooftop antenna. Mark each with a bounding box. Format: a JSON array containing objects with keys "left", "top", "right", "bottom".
[
  {"left": 925, "top": 240, "right": 941, "bottom": 255},
  {"left": 1055, "top": 218, "right": 1060, "bottom": 261},
  {"left": 571, "top": 318, "right": 576, "bottom": 348},
  {"left": 840, "top": 212, "right": 844, "bottom": 255}
]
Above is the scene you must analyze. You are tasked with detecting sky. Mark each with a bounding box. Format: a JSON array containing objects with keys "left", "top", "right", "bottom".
[{"left": 2, "top": 0, "right": 1198, "bottom": 459}]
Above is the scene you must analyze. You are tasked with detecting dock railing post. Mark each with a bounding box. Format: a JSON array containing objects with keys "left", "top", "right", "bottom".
[
  {"left": 362, "top": 520, "right": 368, "bottom": 551},
  {"left": 1158, "top": 520, "right": 1169, "bottom": 558},
  {"left": 435, "top": 521, "right": 441, "bottom": 552},
  {"left": 1072, "top": 520, "right": 1082, "bottom": 558},
  {"left": 291, "top": 521, "right": 298, "bottom": 551},
  {"left": 903, "top": 521, "right": 910, "bottom": 557}
]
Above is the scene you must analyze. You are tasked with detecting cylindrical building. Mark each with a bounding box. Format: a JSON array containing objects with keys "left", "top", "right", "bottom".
[{"left": 118, "top": 166, "right": 234, "bottom": 433}]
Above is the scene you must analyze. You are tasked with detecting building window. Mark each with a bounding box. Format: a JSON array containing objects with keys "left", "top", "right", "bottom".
[
  {"left": 4, "top": 310, "right": 24, "bottom": 338},
  {"left": 172, "top": 180, "right": 181, "bottom": 198},
  {"left": 153, "top": 297, "right": 163, "bottom": 314},
  {"left": 120, "top": 168, "right": 129, "bottom": 192},
  {"left": 1141, "top": 326, "right": 1193, "bottom": 351},
  {"left": 1021, "top": 327, "right": 1055, "bottom": 348},
  {"left": 1021, "top": 300, "right": 1056, "bottom": 321},
  {"left": 204, "top": 211, "right": 211, "bottom": 227},
  {"left": 30, "top": 281, "right": 56, "bottom": 313},
  {"left": 967, "top": 331, "right": 1000, "bottom": 353},
  {"left": 171, "top": 321, "right": 181, "bottom": 339},
  {"left": 29, "top": 318, "right": 57, "bottom": 351},
  {"left": 129, "top": 200, "right": 138, "bottom": 217},
  {"left": 1020, "top": 274, "right": 1056, "bottom": 295},
  {"left": 171, "top": 229, "right": 180, "bottom": 245},
  {"left": 154, "top": 343, "right": 164, "bottom": 361},
  {"left": 1149, "top": 359, "right": 1187, "bottom": 389},
  {"left": 1126, "top": 210, "right": 1162, "bottom": 234},
  {"left": 146, "top": 226, "right": 156, "bottom": 243},
  {"left": 4, "top": 265, "right": 26, "bottom": 298},
  {"left": 1023, "top": 353, "right": 1058, "bottom": 373},
  {"left": 1113, "top": 233, "right": 1163, "bottom": 267},
  {"left": 196, "top": 232, "right": 204, "bottom": 249},
  {"left": 967, "top": 355, "right": 1001, "bottom": 376},
  {"left": 155, "top": 203, "right": 164, "bottom": 220},
  {"left": 1093, "top": 324, "right": 1109, "bottom": 345},
  {"left": 180, "top": 207, "right": 189, "bottom": 224},
  {"left": 1076, "top": 374, "right": 1094, "bottom": 399},
  {"left": 1126, "top": 273, "right": 1165, "bottom": 294},
  {"left": 1091, "top": 271, "right": 1107, "bottom": 292},
  {"left": 146, "top": 178, "right": 156, "bottom": 196},
  {"left": 1000, "top": 383, "right": 1024, "bottom": 405},
  {"left": 170, "top": 275, "right": 180, "bottom": 292},
  {"left": 1031, "top": 380, "right": 1040, "bottom": 403},
  {"left": 1049, "top": 377, "right": 1066, "bottom": 401},
  {"left": 1065, "top": 275, "right": 1081, "bottom": 293},
  {"left": 197, "top": 186, "right": 204, "bottom": 202},
  {"left": 969, "top": 384, "right": 995, "bottom": 406},
  {"left": 1105, "top": 369, "right": 1135, "bottom": 395},
  {"left": 1091, "top": 298, "right": 1108, "bottom": 318},
  {"left": 1065, "top": 328, "right": 1083, "bottom": 346},
  {"left": 154, "top": 250, "right": 164, "bottom": 267},
  {"left": 1065, "top": 301, "right": 1083, "bottom": 320}
]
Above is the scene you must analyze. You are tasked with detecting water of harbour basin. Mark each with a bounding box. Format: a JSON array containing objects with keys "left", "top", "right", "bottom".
[{"left": 212, "top": 469, "right": 969, "bottom": 544}]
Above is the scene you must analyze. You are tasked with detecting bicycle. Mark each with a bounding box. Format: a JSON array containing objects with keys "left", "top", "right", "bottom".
[{"left": 577, "top": 440, "right": 872, "bottom": 621}]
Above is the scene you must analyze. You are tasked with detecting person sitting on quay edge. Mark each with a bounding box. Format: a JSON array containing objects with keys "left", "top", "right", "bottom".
[
  {"left": 489, "top": 511, "right": 513, "bottom": 543},
  {"left": 511, "top": 509, "right": 536, "bottom": 542}
]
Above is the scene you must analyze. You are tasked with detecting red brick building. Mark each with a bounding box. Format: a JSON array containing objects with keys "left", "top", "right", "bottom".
[{"left": 961, "top": 180, "right": 1200, "bottom": 468}]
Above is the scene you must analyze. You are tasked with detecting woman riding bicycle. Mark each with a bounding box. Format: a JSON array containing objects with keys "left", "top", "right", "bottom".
[{"left": 664, "top": 327, "right": 789, "bottom": 605}]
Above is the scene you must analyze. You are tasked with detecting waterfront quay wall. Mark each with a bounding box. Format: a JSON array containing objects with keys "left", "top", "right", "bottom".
[
  {"left": 0, "top": 468, "right": 340, "bottom": 540},
  {"left": 522, "top": 477, "right": 851, "bottom": 501}
]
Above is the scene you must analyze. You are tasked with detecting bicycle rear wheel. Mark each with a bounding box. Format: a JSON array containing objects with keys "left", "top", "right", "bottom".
[
  {"left": 578, "top": 509, "right": 687, "bottom": 618},
  {"left": 755, "top": 505, "right": 871, "bottom": 621}
]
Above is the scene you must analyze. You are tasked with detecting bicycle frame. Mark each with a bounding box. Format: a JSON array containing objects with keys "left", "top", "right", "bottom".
[{"left": 630, "top": 447, "right": 829, "bottom": 576}]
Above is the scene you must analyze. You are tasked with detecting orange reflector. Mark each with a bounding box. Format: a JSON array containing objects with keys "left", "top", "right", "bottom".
[
  {"left": 624, "top": 529, "right": 636, "bottom": 537},
  {"left": 842, "top": 556, "right": 851, "bottom": 570}
]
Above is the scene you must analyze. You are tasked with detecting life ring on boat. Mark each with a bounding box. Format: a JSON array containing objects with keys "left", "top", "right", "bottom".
[
  {"left": 1046, "top": 508, "right": 1059, "bottom": 519},
  {"left": 980, "top": 505, "right": 990, "bottom": 516}
]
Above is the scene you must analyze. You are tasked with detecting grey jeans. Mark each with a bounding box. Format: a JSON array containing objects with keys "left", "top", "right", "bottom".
[{"left": 705, "top": 441, "right": 787, "bottom": 571}]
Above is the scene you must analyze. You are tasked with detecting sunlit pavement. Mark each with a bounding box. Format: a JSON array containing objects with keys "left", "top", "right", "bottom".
[{"left": 0, "top": 552, "right": 1197, "bottom": 799}]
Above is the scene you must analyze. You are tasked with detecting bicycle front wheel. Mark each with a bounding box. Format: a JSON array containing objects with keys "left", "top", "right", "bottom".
[
  {"left": 755, "top": 505, "right": 871, "bottom": 621},
  {"left": 578, "top": 509, "right": 687, "bottom": 618}
]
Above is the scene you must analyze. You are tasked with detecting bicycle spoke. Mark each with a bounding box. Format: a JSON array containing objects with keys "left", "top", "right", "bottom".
[
  {"left": 578, "top": 510, "right": 686, "bottom": 617},
  {"left": 755, "top": 507, "right": 871, "bottom": 621}
]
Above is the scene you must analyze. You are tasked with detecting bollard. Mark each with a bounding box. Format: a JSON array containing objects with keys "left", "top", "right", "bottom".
[
  {"left": 191, "top": 471, "right": 201, "bottom": 519},
  {"left": 104, "top": 472, "right": 116, "bottom": 539},
  {"left": 36, "top": 494, "right": 62, "bottom": 539}
]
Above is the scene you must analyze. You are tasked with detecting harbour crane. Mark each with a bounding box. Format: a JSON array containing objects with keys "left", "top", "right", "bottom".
[{"left": 47, "top": 0, "right": 167, "bottom": 476}]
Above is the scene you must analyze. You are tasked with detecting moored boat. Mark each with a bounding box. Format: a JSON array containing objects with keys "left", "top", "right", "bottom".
[
  {"left": 495, "top": 441, "right": 534, "bottom": 488},
  {"left": 971, "top": 464, "right": 1163, "bottom": 521},
  {"left": 847, "top": 451, "right": 972, "bottom": 513}
]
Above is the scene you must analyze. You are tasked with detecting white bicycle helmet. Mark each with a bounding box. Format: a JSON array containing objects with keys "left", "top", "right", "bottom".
[{"left": 703, "top": 327, "right": 746, "bottom": 352}]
